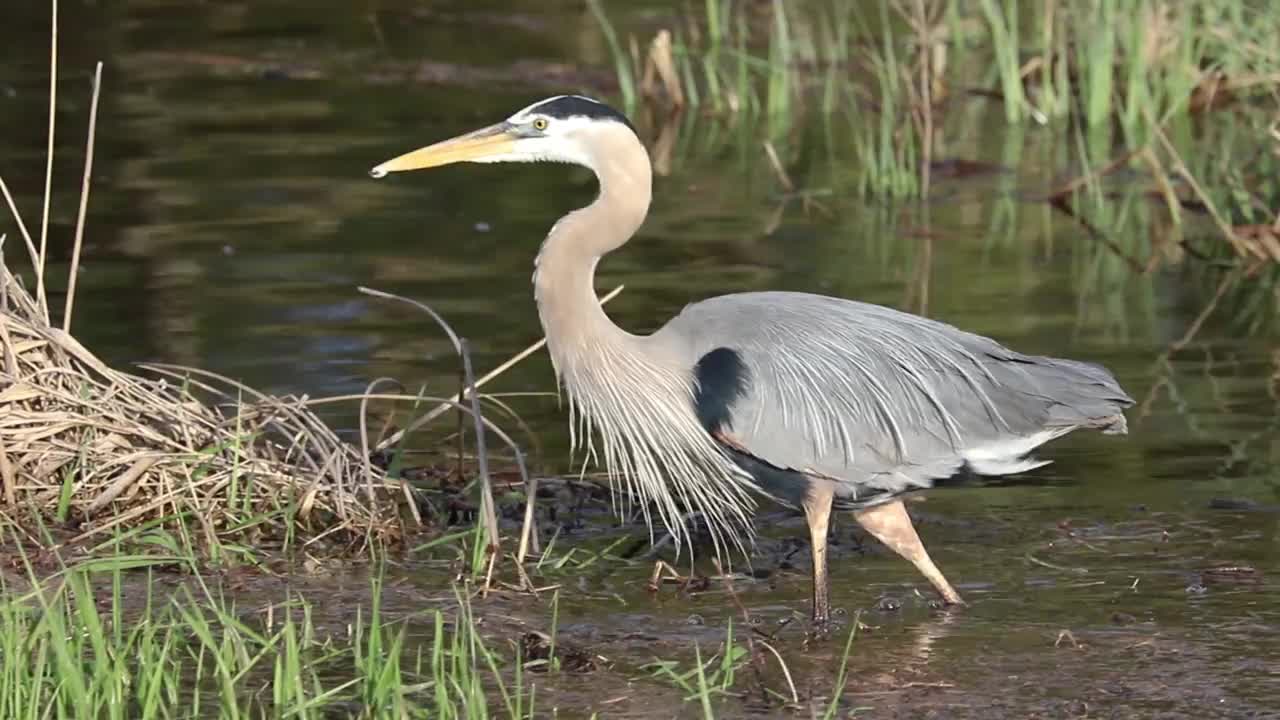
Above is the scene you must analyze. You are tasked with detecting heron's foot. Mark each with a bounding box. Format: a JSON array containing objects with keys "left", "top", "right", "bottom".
[
  {"left": 805, "top": 615, "right": 833, "bottom": 643},
  {"left": 805, "top": 603, "right": 832, "bottom": 637},
  {"left": 924, "top": 588, "right": 968, "bottom": 611},
  {"left": 805, "top": 604, "right": 852, "bottom": 642}
]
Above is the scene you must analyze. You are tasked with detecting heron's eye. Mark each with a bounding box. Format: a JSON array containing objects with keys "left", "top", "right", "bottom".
[{"left": 532, "top": 117, "right": 549, "bottom": 131}]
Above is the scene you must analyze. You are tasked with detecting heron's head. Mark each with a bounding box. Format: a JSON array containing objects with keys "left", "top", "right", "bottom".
[{"left": 369, "top": 95, "right": 640, "bottom": 178}]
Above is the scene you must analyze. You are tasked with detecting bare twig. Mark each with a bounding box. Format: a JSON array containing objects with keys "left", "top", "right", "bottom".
[
  {"left": 455, "top": 366, "right": 467, "bottom": 482},
  {"left": 359, "top": 377, "right": 401, "bottom": 505},
  {"left": 756, "top": 639, "right": 799, "bottom": 704},
  {"left": 0, "top": 180, "right": 42, "bottom": 271},
  {"left": 372, "top": 284, "right": 625, "bottom": 453},
  {"left": 915, "top": 0, "right": 932, "bottom": 197},
  {"left": 1144, "top": 105, "right": 1254, "bottom": 258},
  {"left": 516, "top": 473, "right": 540, "bottom": 565},
  {"left": 85, "top": 455, "right": 158, "bottom": 517},
  {"left": 299, "top": 392, "right": 534, "bottom": 486},
  {"left": 0, "top": 435, "right": 16, "bottom": 506},
  {"left": 64, "top": 61, "right": 103, "bottom": 332},
  {"left": 356, "top": 287, "right": 505, "bottom": 576},
  {"left": 462, "top": 337, "right": 501, "bottom": 570},
  {"left": 642, "top": 29, "right": 685, "bottom": 108},
  {"left": 1045, "top": 196, "right": 1146, "bottom": 273},
  {"left": 36, "top": 0, "right": 59, "bottom": 322},
  {"left": 0, "top": 242, "right": 20, "bottom": 378},
  {"left": 712, "top": 558, "right": 775, "bottom": 706}
]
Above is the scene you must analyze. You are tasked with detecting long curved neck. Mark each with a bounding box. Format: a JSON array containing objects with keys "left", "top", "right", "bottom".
[{"left": 533, "top": 135, "right": 652, "bottom": 374}]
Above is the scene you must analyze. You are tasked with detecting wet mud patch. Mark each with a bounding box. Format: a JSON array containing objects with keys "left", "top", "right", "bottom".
[
  {"left": 488, "top": 493, "right": 1280, "bottom": 717},
  {"left": 5, "top": 486, "right": 1275, "bottom": 718}
]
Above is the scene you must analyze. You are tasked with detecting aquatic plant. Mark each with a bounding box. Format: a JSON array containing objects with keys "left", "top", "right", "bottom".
[
  {"left": 585, "top": 0, "right": 1280, "bottom": 331},
  {"left": 0, "top": 552, "right": 533, "bottom": 718},
  {"left": 589, "top": 0, "right": 1280, "bottom": 206}
]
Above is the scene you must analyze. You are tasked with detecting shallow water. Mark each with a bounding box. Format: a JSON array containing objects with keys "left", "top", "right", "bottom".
[{"left": 2, "top": 1, "right": 1278, "bottom": 717}]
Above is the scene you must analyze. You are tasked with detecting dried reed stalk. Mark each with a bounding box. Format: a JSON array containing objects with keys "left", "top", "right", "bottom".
[{"left": 0, "top": 262, "right": 400, "bottom": 547}]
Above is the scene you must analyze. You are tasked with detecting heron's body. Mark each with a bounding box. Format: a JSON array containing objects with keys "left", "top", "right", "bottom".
[
  {"left": 664, "top": 291, "right": 1129, "bottom": 507},
  {"left": 372, "top": 95, "right": 1134, "bottom": 628}
]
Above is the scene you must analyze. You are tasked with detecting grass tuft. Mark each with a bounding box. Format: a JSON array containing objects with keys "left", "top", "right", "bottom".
[{"left": 0, "top": 551, "right": 538, "bottom": 718}]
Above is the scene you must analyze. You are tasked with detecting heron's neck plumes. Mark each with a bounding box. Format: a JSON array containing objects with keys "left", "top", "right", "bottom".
[{"left": 529, "top": 128, "right": 758, "bottom": 560}]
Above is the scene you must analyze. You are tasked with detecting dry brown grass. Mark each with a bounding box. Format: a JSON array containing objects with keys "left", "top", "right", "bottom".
[{"left": 0, "top": 257, "right": 401, "bottom": 551}]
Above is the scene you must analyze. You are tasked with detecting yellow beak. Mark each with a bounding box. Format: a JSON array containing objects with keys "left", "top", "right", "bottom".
[{"left": 369, "top": 123, "right": 518, "bottom": 178}]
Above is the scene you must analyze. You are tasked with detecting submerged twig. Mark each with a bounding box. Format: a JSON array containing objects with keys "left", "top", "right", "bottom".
[
  {"left": 1167, "top": 265, "right": 1243, "bottom": 354},
  {"left": 1037, "top": 146, "right": 1144, "bottom": 204},
  {"left": 1025, "top": 552, "right": 1089, "bottom": 575},
  {"left": 762, "top": 142, "right": 794, "bottom": 192},
  {"left": 1046, "top": 196, "right": 1146, "bottom": 273}
]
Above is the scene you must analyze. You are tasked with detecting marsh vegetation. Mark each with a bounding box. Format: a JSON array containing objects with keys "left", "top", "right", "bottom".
[{"left": 1, "top": 0, "right": 1278, "bottom": 717}]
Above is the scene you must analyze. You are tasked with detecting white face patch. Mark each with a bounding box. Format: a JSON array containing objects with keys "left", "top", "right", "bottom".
[{"left": 498, "top": 98, "right": 619, "bottom": 169}]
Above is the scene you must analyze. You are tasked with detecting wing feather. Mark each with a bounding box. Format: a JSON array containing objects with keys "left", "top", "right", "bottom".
[{"left": 655, "top": 291, "right": 1133, "bottom": 501}]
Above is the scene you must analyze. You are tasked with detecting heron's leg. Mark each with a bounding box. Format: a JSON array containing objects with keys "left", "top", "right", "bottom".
[
  {"left": 803, "top": 482, "right": 835, "bottom": 628},
  {"left": 852, "top": 499, "right": 964, "bottom": 606}
]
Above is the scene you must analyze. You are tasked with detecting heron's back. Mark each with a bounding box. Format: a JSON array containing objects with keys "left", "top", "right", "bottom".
[{"left": 653, "top": 291, "right": 1133, "bottom": 507}]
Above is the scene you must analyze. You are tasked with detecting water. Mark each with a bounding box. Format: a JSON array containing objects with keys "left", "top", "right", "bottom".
[{"left": 2, "top": 1, "right": 1278, "bottom": 717}]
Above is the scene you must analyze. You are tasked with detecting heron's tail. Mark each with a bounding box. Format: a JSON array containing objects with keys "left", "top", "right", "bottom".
[{"left": 1034, "top": 357, "right": 1134, "bottom": 435}]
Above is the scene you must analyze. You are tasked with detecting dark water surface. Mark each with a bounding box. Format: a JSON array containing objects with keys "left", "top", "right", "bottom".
[{"left": 2, "top": 1, "right": 1278, "bottom": 717}]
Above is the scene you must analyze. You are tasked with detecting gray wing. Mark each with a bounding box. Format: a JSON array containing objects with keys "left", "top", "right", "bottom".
[{"left": 653, "top": 291, "right": 1133, "bottom": 503}]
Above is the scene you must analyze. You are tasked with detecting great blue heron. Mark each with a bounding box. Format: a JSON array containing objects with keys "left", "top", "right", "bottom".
[{"left": 370, "top": 95, "right": 1134, "bottom": 627}]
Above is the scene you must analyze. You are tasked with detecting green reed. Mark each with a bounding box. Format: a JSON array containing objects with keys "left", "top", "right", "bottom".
[
  {"left": 590, "top": 0, "right": 1280, "bottom": 202},
  {"left": 0, "top": 552, "right": 535, "bottom": 719}
]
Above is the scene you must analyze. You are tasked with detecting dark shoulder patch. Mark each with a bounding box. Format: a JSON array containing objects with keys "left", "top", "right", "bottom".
[
  {"left": 692, "top": 347, "right": 749, "bottom": 432},
  {"left": 529, "top": 95, "right": 637, "bottom": 134}
]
